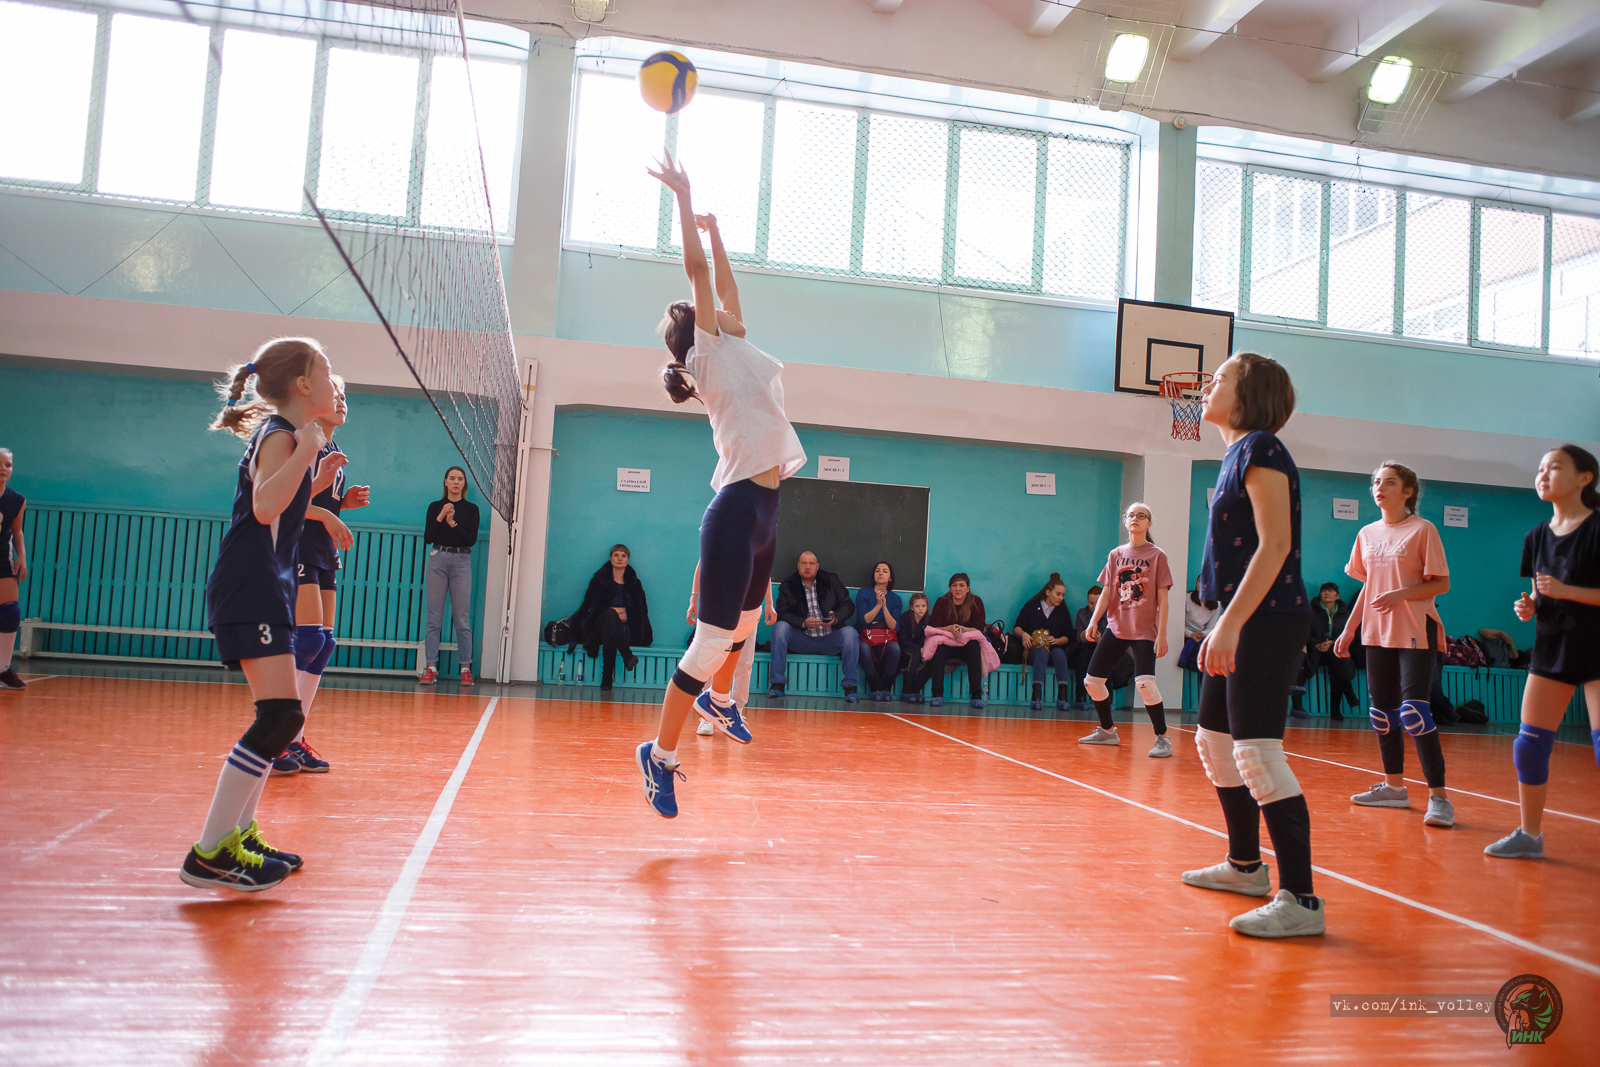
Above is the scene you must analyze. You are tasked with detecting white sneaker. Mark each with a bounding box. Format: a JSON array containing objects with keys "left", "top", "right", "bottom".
[
  {"left": 696, "top": 719, "right": 715, "bottom": 736},
  {"left": 1079, "top": 726, "right": 1120, "bottom": 745},
  {"left": 1350, "top": 781, "right": 1410, "bottom": 808},
  {"left": 1423, "top": 795, "right": 1455, "bottom": 827},
  {"left": 1229, "top": 889, "right": 1326, "bottom": 938},
  {"left": 1148, "top": 735, "right": 1173, "bottom": 758},
  {"left": 1181, "top": 858, "right": 1271, "bottom": 897}
]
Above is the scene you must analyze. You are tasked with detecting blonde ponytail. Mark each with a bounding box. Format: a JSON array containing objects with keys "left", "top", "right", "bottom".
[{"left": 210, "top": 337, "right": 324, "bottom": 438}]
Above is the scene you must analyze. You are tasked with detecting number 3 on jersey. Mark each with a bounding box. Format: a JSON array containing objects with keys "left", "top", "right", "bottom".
[{"left": 259, "top": 624, "right": 272, "bottom": 645}]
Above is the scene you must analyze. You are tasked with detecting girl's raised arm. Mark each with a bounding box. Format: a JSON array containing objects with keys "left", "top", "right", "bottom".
[{"left": 648, "top": 153, "right": 719, "bottom": 336}]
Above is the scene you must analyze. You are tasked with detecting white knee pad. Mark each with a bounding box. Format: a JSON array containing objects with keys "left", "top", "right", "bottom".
[
  {"left": 1232, "top": 738, "right": 1302, "bottom": 806},
  {"left": 1195, "top": 727, "right": 1244, "bottom": 788},
  {"left": 732, "top": 607, "right": 761, "bottom": 644},
  {"left": 1084, "top": 675, "right": 1110, "bottom": 701},
  {"left": 678, "top": 619, "right": 740, "bottom": 682},
  {"left": 731, "top": 636, "right": 757, "bottom": 705},
  {"left": 1134, "top": 674, "right": 1162, "bottom": 706}
]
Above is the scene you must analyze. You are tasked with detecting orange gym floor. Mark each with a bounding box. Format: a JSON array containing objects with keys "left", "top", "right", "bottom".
[{"left": 3, "top": 666, "right": 1597, "bottom": 1065}]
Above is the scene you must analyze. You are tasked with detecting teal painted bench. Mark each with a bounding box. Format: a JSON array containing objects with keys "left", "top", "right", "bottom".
[{"left": 537, "top": 643, "right": 1125, "bottom": 706}]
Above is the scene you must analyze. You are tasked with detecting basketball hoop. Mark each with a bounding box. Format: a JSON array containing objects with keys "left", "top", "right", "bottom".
[{"left": 1160, "top": 372, "right": 1211, "bottom": 442}]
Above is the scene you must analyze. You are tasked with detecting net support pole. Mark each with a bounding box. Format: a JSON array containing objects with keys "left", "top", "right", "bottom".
[{"left": 497, "top": 356, "right": 540, "bottom": 681}]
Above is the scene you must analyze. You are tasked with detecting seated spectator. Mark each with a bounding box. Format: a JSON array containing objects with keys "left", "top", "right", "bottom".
[
  {"left": 896, "top": 593, "right": 931, "bottom": 704},
  {"left": 768, "top": 551, "right": 859, "bottom": 701},
  {"left": 925, "top": 572, "right": 996, "bottom": 709},
  {"left": 1477, "top": 628, "right": 1529, "bottom": 669},
  {"left": 1180, "top": 578, "right": 1218, "bottom": 673},
  {"left": 1013, "top": 573, "right": 1076, "bottom": 712},
  {"left": 1293, "top": 581, "right": 1357, "bottom": 719},
  {"left": 855, "top": 560, "right": 903, "bottom": 702},
  {"left": 574, "top": 544, "right": 653, "bottom": 690}
]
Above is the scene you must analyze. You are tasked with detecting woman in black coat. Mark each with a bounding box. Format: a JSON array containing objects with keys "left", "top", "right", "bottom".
[{"left": 577, "top": 544, "right": 654, "bottom": 689}]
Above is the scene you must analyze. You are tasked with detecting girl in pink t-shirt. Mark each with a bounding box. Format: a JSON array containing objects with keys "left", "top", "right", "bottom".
[
  {"left": 1335, "top": 462, "right": 1453, "bottom": 828},
  {"left": 1081, "top": 502, "right": 1174, "bottom": 756}
]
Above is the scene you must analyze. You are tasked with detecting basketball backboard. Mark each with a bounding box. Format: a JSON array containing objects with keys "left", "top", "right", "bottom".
[{"left": 1113, "top": 299, "right": 1234, "bottom": 396}]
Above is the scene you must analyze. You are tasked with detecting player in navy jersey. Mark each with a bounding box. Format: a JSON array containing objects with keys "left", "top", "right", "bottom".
[
  {"left": 1484, "top": 444, "right": 1600, "bottom": 860},
  {"left": 1181, "top": 352, "right": 1323, "bottom": 939},
  {"left": 180, "top": 338, "right": 338, "bottom": 893},
  {"left": 0, "top": 447, "right": 26, "bottom": 690},
  {"left": 275, "top": 377, "right": 370, "bottom": 776}
]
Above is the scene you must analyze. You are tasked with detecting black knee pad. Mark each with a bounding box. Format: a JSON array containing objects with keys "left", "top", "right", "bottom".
[
  {"left": 0, "top": 601, "right": 18, "bottom": 633},
  {"left": 240, "top": 698, "right": 305, "bottom": 760}
]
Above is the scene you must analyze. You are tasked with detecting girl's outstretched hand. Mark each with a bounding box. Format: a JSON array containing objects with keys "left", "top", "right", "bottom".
[
  {"left": 647, "top": 152, "right": 690, "bottom": 196},
  {"left": 695, "top": 213, "right": 718, "bottom": 233}
]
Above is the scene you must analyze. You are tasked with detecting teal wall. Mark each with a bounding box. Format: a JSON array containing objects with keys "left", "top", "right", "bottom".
[
  {"left": 543, "top": 410, "right": 1126, "bottom": 645},
  {"left": 0, "top": 362, "right": 469, "bottom": 526},
  {"left": 1187, "top": 459, "right": 1550, "bottom": 648}
]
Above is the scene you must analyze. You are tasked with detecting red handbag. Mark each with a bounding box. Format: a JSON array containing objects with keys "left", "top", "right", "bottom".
[{"left": 864, "top": 628, "right": 896, "bottom": 647}]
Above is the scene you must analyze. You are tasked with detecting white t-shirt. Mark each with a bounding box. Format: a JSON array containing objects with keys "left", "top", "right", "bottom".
[{"left": 686, "top": 325, "right": 807, "bottom": 492}]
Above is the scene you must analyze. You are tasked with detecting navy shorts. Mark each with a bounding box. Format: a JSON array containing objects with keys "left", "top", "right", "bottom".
[
  {"left": 297, "top": 562, "right": 339, "bottom": 590},
  {"left": 214, "top": 621, "right": 296, "bottom": 669},
  {"left": 0, "top": 554, "right": 13, "bottom": 581}
]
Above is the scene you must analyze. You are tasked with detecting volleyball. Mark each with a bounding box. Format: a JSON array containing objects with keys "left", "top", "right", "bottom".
[{"left": 638, "top": 51, "right": 698, "bottom": 114}]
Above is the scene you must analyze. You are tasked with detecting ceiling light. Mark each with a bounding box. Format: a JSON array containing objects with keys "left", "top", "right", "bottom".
[
  {"left": 1367, "top": 56, "right": 1413, "bottom": 105},
  {"left": 1104, "top": 34, "right": 1150, "bottom": 85}
]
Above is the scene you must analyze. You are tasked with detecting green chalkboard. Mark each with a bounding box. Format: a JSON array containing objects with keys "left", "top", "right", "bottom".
[{"left": 773, "top": 477, "right": 929, "bottom": 592}]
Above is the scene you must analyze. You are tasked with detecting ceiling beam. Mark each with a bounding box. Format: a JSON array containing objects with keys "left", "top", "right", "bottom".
[
  {"left": 1023, "top": 1, "right": 1076, "bottom": 38},
  {"left": 1442, "top": 0, "right": 1600, "bottom": 102},
  {"left": 1170, "top": 0, "right": 1267, "bottom": 61},
  {"left": 863, "top": 0, "right": 904, "bottom": 13},
  {"left": 1564, "top": 65, "right": 1600, "bottom": 122},
  {"left": 1306, "top": 0, "right": 1450, "bottom": 83}
]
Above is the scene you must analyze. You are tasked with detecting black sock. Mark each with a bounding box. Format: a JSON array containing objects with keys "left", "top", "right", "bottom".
[
  {"left": 1145, "top": 701, "right": 1166, "bottom": 735},
  {"left": 1216, "top": 785, "right": 1260, "bottom": 865},
  {"left": 1413, "top": 730, "right": 1447, "bottom": 789},
  {"left": 1229, "top": 857, "right": 1263, "bottom": 874},
  {"left": 1295, "top": 893, "right": 1321, "bottom": 909},
  {"left": 1093, "top": 696, "right": 1114, "bottom": 729},
  {"left": 1261, "top": 795, "right": 1314, "bottom": 898}
]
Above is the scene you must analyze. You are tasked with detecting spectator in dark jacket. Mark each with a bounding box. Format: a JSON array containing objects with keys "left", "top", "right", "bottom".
[
  {"left": 574, "top": 544, "right": 653, "bottom": 690},
  {"left": 1292, "top": 581, "right": 1357, "bottom": 718},
  {"left": 1013, "top": 572, "right": 1076, "bottom": 712},
  {"left": 767, "top": 551, "right": 859, "bottom": 700},
  {"left": 1068, "top": 584, "right": 1134, "bottom": 709},
  {"left": 896, "top": 592, "right": 932, "bottom": 703}
]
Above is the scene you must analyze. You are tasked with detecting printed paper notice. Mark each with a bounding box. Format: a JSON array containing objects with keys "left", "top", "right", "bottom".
[
  {"left": 817, "top": 456, "right": 850, "bottom": 481},
  {"left": 1333, "top": 498, "right": 1360, "bottom": 521},
  {"left": 1443, "top": 506, "right": 1468, "bottom": 528},
  {"left": 617, "top": 468, "right": 651, "bottom": 493},
  {"left": 1206, "top": 488, "right": 1215, "bottom": 505},
  {"left": 1026, "top": 472, "right": 1056, "bottom": 496}
]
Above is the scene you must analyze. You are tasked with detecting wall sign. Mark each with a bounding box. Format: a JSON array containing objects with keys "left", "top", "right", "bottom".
[
  {"left": 817, "top": 456, "right": 850, "bottom": 481},
  {"left": 1333, "top": 498, "right": 1360, "bottom": 521},
  {"left": 616, "top": 468, "right": 651, "bottom": 492},
  {"left": 1026, "top": 472, "right": 1056, "bottom": 495},
  {"left": 1443, "top": 506, "right": 1468, "bottom": 528}
]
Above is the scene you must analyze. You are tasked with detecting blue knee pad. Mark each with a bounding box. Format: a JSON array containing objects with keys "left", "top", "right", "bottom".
[
  {"left": 1368, "top": 707, "right": 1396, "bottom": 734},
  {"left": 1399, "top": 699, "right": 1436, "bottom": 736},
  {"left": 1592, "top": 728, "right": 1600, "bottom": 771},
  {"left": 307, "top": 631, "right": 336, "bottom": 676},
  {"left": 0, "top": 601, "right": 18, "bottom": 633},
  {"left": 294, "top": 625, "right": 327, "bottom": 672},
  {"left": 1512, "top": 725, "right": 1557, "bottom": 786}
]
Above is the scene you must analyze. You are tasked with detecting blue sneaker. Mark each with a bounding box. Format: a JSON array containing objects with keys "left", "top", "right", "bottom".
[
  {"left": 269, "top": 753, "right": 301, "bottom": 777},
  {"left": 636, "top": 741, "right": 686, "bottom": 818},
  {"left": 286, "top": 739, "right": 329, "bottom": 773},
  {"left": 929, "top": 697, "right": 944, "bottom": 707},
  {"left": 693, "top": 691, "right": 753, "bottom": 744},
  {"left": 179, "top": 828, "right": 291, "bottom": 892},
  {"left": 844, "top": 687, "right": 859, "bottom": 704},
  {"left": 239, "top": 819, "right": 303, "bottom": 872},
  {"left": 970, "top": 698, "right": 985, "bottom": 710}
]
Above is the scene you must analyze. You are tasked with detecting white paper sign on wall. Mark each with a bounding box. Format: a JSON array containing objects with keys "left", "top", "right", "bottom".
[
  {"left": 616, "top": 468, "right": 651, "bottom": 493},
  {"left": 1443, "top": 506, "right": 1468, "bottom": 528},
  {"left": 1026, "top": 472, "right": 1056, "bottom": 495},
  {"left": 1333, "top": 498, "right": 1360, "bottom": 521},
  {"left": 817, "top": 456, "right": 850, "bottom": 481},
  {"left": 1206, "top": 487, "right": 1215, "bottom": 505}
]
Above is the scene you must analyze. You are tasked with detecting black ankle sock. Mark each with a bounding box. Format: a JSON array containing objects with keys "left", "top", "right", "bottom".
[
  {"left": 1228, "top": 857, "right": 1263, "bottom": 874},
  {"left": 1295, "top": 893, "right": 1321, "bottom": 910}
]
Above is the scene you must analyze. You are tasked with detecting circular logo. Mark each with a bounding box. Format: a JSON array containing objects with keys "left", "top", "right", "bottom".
[{"left": 1494, "top": 974, "right": 1563, "bottom": 1047}]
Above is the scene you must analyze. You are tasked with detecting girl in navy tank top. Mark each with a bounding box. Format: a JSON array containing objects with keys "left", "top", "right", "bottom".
[{"left": 181, "top": 338, "right": 338, "bottom": 894}]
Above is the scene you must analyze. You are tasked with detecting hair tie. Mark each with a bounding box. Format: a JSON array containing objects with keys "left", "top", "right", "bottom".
[
  {"left": 226, "top": 398, "right": 238, "bottom": 407},
  {"left": 244, "top": 362, "right": 258, "bottom": 375}
]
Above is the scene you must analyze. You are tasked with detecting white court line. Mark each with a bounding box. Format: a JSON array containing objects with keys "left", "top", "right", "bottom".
[
  {"left": 888, "top": 713, "right": 1600, "bottom": 980},
  {"left": 307, "top": 697, "right": 499, "bottom": 1067},
  {"left": 22, "top": 807, "right": 114, "bottom": 861},
  {"left": 1167, "top": 724, "right": 1600, "bottom": 826}
]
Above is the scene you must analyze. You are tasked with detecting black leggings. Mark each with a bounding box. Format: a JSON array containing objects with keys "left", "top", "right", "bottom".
[
  {"left": 1365, "top": 646, "right": 1447, "bottom": 788},
  {"left": 1198, "top": 611, "right": 1314, "bottom": 898},
  {"left": 697, "top": 478, "right": 780, "bottom": 629},
  {"left": 929, "top": 640, "right": 984, "bottom": 699},
  {"left": 1087, "top": 633, "right": 1162, "bottom": 732}
]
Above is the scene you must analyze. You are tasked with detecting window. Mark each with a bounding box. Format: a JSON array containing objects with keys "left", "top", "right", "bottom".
[
  {"left": 1197, "top": 158, "right": 1599, "bottom": 358},
  {"left": 0, "top": 1, "right": 524, "bottom": 236},
  {"left": 566, "top": 70, "right": 1132, "bottom": 302}
]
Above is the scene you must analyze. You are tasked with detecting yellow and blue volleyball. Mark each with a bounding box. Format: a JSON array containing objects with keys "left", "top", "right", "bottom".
[{"left": 638, "top": 51, "right": 698, "bottom": 114}]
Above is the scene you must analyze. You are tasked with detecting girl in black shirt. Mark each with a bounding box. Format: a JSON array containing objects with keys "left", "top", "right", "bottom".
[{"left": 1485, "top": 445, "right": 1600, "bottom": 861}]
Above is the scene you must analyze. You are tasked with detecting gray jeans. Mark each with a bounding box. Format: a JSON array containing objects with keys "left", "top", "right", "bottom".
[{"left": 425, "top": 549, "right": 473, "bottom": 666}]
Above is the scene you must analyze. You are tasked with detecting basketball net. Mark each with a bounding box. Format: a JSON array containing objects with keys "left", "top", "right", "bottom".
[{"left": 1159, "top": 372, "right": 1211, "bottom": 442}]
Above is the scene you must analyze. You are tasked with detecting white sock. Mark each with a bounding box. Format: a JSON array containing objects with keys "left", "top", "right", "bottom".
[
  {"left": 0, "top": 630, "right": 14, "bottom": 671},
  {"left": 651, "top": 742, "right": 676, "bottom": 766},
  {"left": 235, "top": 767, "right": 270, "bottom": 831},
  {"left": 710, "top": 690, "right": 732, "bottom": 707},
  {"left": 198, "top": 744, "right": 269, "bottom": 851},
  {"left": 294, "top": 670, "right": 322, "bottom": 744}
]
